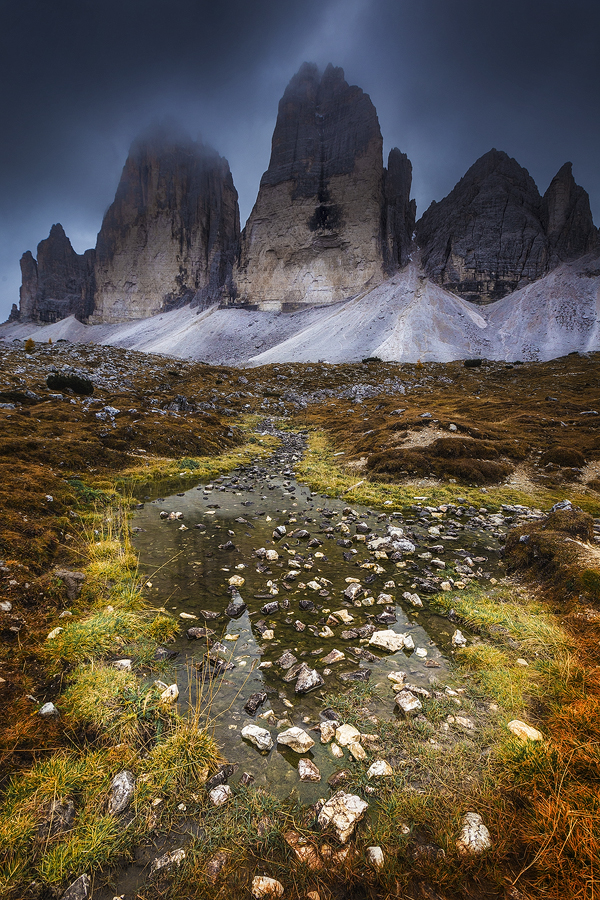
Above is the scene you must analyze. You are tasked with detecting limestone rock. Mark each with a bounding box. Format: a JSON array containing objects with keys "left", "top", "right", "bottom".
[
  {"left": 277, "top": 726, "right": 315, "bottom": 753},
  {"left": 235, "top": 63, "right": 413, "bottom": 310},
  {"left": 91, "top": 124, "right": 240, "bottom": 323},
  {"left": 335, "top": 723, "right": 361, "bottom": 747},
  {"left": 317, "top": 790, "right": 369, "bottom": 842},
  {"left": 251, "top": 875, "right": 284, "bottom": 899},
  {"left": 19, "top": 225, "right": 96, "bottom": 323},
  {"left": 395, "top": 690, "right": 423, "bottom": 717},
  {"left": 107, "top": 770, "right": 135, "bottom": 815},
  {"left": 416, "top": 149, "right": 598, "bottom": 303},
  {"left": 456, "top": 812, "right": 492, "bottom": 856},
  {"left": 60, "top": 874, "right": 91, "bottom": 900},
  {"left": 507, "top": 719, "right": 544, "bottom": 741},
  {"left": 150, "top": 848, "right": 185, "bottom": 875},
  {"left": 367, "top": 759, "right": 393, "bottom": 778},
  {"left": 369, "top": 630, "right": 407, "bottom": 652},
  {"left": 366, "top": 845, "right": 384, "bottom": 868},
  {"left": 298, "top": 759, "right": 321, "bottom": 781},
  {"left": 242, "top": 724, "right": 274, "bottom": 752}
]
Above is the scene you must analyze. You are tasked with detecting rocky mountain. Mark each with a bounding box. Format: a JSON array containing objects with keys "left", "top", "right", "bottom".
[
  {"left": 90, "top": 126, "right": 240, "bottom": 323},
  {"left": 12, "top": 63, "right": 597, "bottom": 341},
  {"left": 235, "top": 63, "right": 414, "bottom": 309},
  {"left": 415, "top": 149, "right": 597, "bottom": 303},
  {"left": 15, "top": 224, "right": 96, "bottom": 323}
]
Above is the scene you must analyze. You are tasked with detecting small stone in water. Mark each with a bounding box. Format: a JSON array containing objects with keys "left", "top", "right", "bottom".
[
  {"left": 277, "top": 727, "right": 315, "bottom": 753},
  {"left": 452, "top": 629, "right": 467, "bottom": 648},
  {"left": 298, "top": 759, "right": 321, "bottom": 781},
  {"left": 241, "top": 724, "right": 274, "bottom": 752},
  {"left": 330, "top": 742, "right": 344, "bottom": 758},
  {"left": 320, "top": 722, "right": 336, "bottom": 744}
]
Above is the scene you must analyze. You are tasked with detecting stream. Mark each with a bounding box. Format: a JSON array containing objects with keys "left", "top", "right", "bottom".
[{"left": 131, "top": 425, "right": 508, "bottom": 802}]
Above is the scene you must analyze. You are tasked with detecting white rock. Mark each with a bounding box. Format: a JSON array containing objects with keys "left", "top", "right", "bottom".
[
  {"left": 39, "top": 702, "right": 59, "bottom": 718},
  {"left": 251, "top": 875, "right": 284, "bottom": 899},
  {"left": 209, "top": 784, "right": 232, "bottom": 806},
  {"left": 402, "top": 591, "right": 423, "bottom": 607},
  {"left": 0, "top": 600, "right": 12, "bottom": 612},
  {"left": 150, "top": 848, "right": 185, "bottom": 875},
  {"left": 179, "top": 611, "right": 197, "bottom": 619},
  {"left": 261, "top": 629, "right": 275, "bottom": 640},
  {"left": 395, "top": 690, "right": 422, "bottom": 717},
  {"left": 452, "top": 629, "right": 467, "bottom": 648},
  {"left": 387, "top": 671, "right": 406, "bottom": 685},
  {"left": 330, "top": 742, "right": 344, "bottom": 758},
  {"left": 367, "top": 759, "right": 393, "bottom": 778},
  {"left": 440, "top": 581, "right": 452, "bottom": 591},
  {"left": 369, "top": 630, "right": 407, "bottom": 652},
  {"left": 456, "top": 812, "right": 492, "bottom": 856},
  {"left": 320, "top": 722, "right": 337, "bottom": 744},
  {"left": 108, "top": 770, "right": 136, "bottom": 815},
  {"left": 333, "top": 609, "right": 354, "bottom": 624},
  {"left": 265, "top": 549, "right": 279, "bottom": 561},
  {"left": 112, "top": 659, "right": 132, "bottom": 671},
  {"left": 242, "top": 724, "right": 274, "bottom": 752},
  {"left": 366, "top": 846, "right": 384, "bottom": 868},
  {"left": 415, "top": 647, "right": 427, "bottom": 658},
  {"left": 307, "top": 580, "right": 321, "bottom": 591},
  {"left": 318, "top": 626, "right": 334, "bottom": 638},
  {"left": 160, "top": 684, "right": 179, "bottom": 703},
  {"left": 507, "top": 719, "right": 544, "bottom": 741},
  {"left": 348, "top": 741, "right": 366, "bottom": 761},
  {"left": 277, "top": 726, "right": 315, "bottom": 753},
  {"left": 335, "top": 723, "right": 361, "bottom": 747},
  {"left": 46, "top": 627, "right": 63, "bottom": 640},
  {"left": 298, "top": 759, "right": 321, "bottom": 781},
  {"left": 317, "top": 791, "right": 369, "bottom": 842},
  {"left": 228, "top": 575, "right": 245, "bottom": 587}
]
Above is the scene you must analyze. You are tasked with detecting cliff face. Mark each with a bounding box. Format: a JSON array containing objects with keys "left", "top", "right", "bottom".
[
  {"left": 90, "top": 127, "right": 240, "bottom": 323},
  {"left": 415, "top": 150, "right": 598, "bottom": 303},
  {"left": 235, "top": 63, "right": 414, "bottom": 309},
  {"left": 18, "top": 224, "right": 95, "bottom": 323}
]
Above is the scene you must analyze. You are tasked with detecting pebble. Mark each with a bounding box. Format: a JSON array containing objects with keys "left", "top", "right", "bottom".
[
  {"left": 298, "top": 759, "right": 321, "bottom": 781},
  {"left": 507, "top": 719, "right": 543, "bottom": 741},
  {"left": 209, "top": 784, "right": 232, "bottom": 806},
  {"left": 456, "top": 812, "right": 492, "bottom": 855},
  {"left": 241, "top": 724, "right": 274, "bottom": 752},
  {"left": 251, "top": 876, "right": 284, "bottom": 899}
]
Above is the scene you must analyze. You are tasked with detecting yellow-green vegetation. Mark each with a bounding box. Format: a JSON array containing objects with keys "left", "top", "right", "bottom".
[{"left": 297, "top": 429, "right": 600, "bottom": 514}]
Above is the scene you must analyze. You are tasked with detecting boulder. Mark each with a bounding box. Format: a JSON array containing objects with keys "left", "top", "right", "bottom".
[
  {"left": 277, "top": 727, "right": 315, "bottom": 753},
  {"left": 242, "top": 724, "right": 274, "bottom": 752},
  {"left": 317, "top": 790, "right": 369, "bottom": 842},
  {"left": 107, "top": 770, "right": 135, "bottom": 815},
  {"left": 456, "top": 812, "right": 492, "bottom": 856}
]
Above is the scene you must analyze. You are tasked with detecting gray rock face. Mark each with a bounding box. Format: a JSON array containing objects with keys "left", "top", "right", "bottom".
[
  {"left": 541, "top": 162, "right": 598, "bottom": 268},
  {"left": 91, "top": 125, "right": 240, "bottom": 322},
  {"left": 235, "top": 63, "right": 414, "bottom": 310},
  {"left": 19, "top": 224, "right": 96, "bottom": 323},
  {"left": 107, "top": 770, "right": 135, "bottom": 815},
  {"left": 416, "top": 149, "right": 598, "bottom": 303}
]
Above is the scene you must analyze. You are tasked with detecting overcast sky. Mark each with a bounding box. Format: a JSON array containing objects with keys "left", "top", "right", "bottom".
[{"left": 1, "top": 0, "right": 598, "bottom": 321}]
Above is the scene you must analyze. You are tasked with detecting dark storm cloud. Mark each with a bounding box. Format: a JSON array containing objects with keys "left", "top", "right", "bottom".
[{"left": 1, "top": 0, "right": 599, "bottom": 320}]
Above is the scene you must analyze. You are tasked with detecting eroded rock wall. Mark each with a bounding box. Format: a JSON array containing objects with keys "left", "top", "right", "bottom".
[
  {"left": 18, "top": 224, "right": 96, "bottom": 323},
  {"left": 415, "top": 149, "right": 598, "bottom": 303},
  {"left": 235, "top": 64, "right": 413, "bottom": 309},
  {"left": 90, "top": 127, "right": 240, "bottom": 323}
]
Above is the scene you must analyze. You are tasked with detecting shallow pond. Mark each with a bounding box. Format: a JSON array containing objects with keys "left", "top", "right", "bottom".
[{"left": 131, "top": 430, "right": 507, "bottom": 802}]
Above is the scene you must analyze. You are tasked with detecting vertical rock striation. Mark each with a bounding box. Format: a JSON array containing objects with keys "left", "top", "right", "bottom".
[
  {"left": 90, "top": 125, "right": 240, "bottom": 323},
  {"left": 415, "top": 149, "right": 598, "bottom": 303},
  {"left": 541, "top": 162, "right": 598, "bottom": 269},
  {"left": 235, "top": 63, "right": 414, "bottom": 309},
  {"left": 18, "top": 224, "right": 96, "bottom": 323}
]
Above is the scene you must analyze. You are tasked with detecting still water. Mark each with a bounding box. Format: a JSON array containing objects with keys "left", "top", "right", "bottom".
[{"left": 131, "top": 432, "right": 505, "bottom": 801}]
